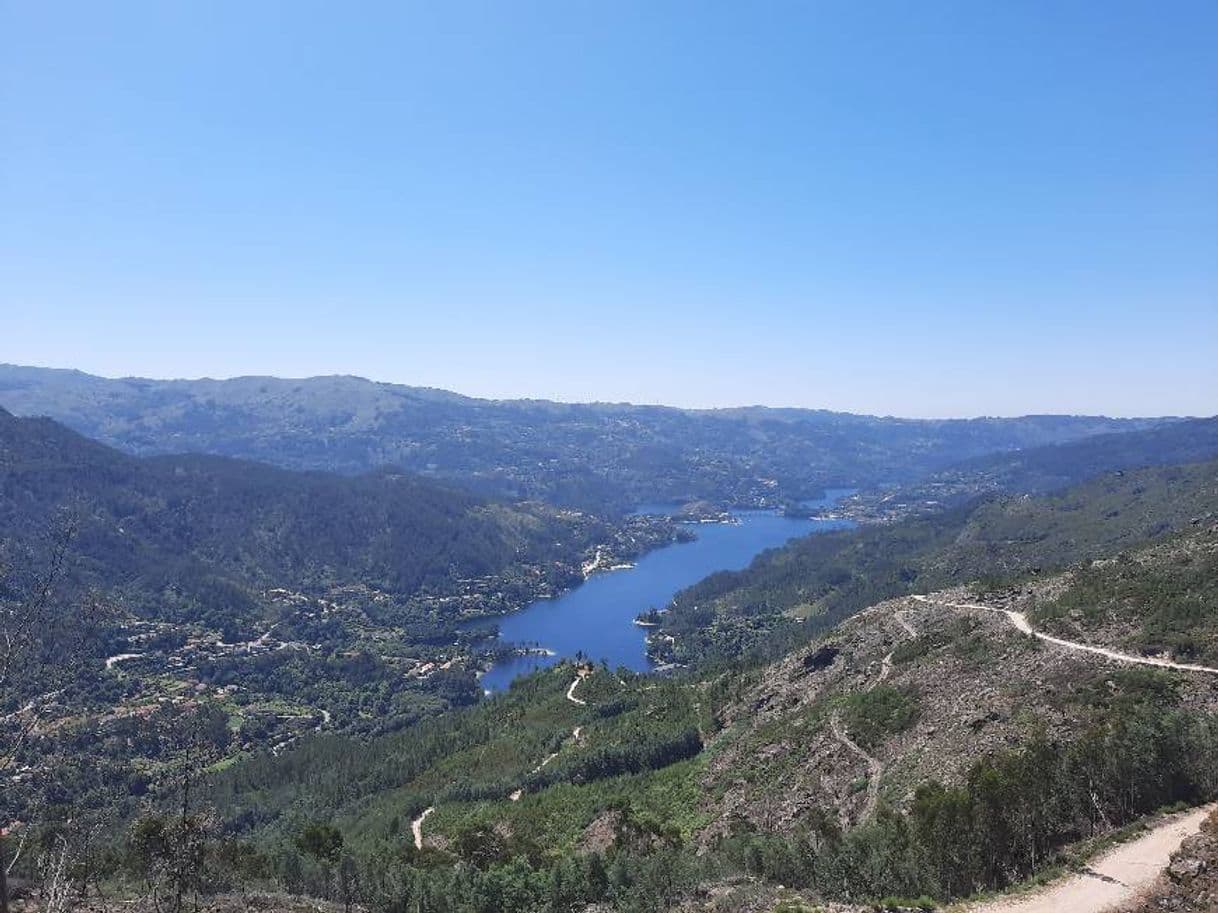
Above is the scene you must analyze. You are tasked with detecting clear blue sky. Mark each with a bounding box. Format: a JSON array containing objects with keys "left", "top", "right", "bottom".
[{"left": 3, "top": 1, "right": 1215, "bottom": 417}]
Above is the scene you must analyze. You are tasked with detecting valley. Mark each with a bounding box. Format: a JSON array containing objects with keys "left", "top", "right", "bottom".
[
  {"left": 3, "top": 396, "right": 1217, "bottom": 913},
  {"left": 473, "top": 502, "right": 854, "bottom": 691},
  {"left": 6, "top": 3, "right": 1213, "bottom": 909},
  {"left": 0, "top": 365, "right": 1165, "bottom": 513}
]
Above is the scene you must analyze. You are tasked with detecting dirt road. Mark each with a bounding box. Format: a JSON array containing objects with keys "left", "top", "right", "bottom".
[
  {"left": 913, "top": 595, "right": 1218, "bottom": 675},
  {"left": 830, "top": 605, "right": 919, "bottom": 822},
  {"left": 566, "top": 674, "right": 587, "bottom": 705},
  {"left": 829, "top": 712, "right": 883, "bottom": 821},
  {"left": 957, "top": 803, "right": 1216, "bottom": 913},
  {"left": 411, "top": 806, "right": 434, "bottom": 850}
]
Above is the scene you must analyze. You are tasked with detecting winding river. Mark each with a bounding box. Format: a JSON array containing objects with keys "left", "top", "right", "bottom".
[{"left": 475, "top": 490, "right": 855, "bottom": 691}]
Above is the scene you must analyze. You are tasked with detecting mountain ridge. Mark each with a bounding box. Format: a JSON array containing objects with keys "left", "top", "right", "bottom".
[
  {"left": 0, "top": 364, "right": 1172, "bottom": 512},
  {"left": 0, "top": 362, "right": 1187, "bottom": 420}
]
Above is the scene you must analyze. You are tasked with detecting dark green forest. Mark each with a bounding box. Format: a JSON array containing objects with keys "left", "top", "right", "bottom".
[{"left": 0, "top": 407, "right": 646, "bottom": 624}]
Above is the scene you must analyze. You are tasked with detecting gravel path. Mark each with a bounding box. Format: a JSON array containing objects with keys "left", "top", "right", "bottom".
[
  {"left": 829, "top": 712, "right": 883, "bottom": 821},
  {"left": 829, "top": 604, "right": 920, "bottom": 822},
  {"left": 411, "top": 806, "right": 434, "bottom": 850},
  {"left": 957, "top": 804, "right": 1217, "bottom": 913},
  {"left": 913, "top": 595, "right": 1218, "bottom": 675}
]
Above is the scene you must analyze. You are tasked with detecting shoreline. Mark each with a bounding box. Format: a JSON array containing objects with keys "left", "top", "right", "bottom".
[{"left": 477, "top": 502, "right": 849, "bottom": 690}]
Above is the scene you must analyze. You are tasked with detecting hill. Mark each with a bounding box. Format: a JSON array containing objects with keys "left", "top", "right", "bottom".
[
  {"left": 0, "top": 407, "right": 677, "bottom": 831},
  {"left": 835, "top": 414, "right": 1218, "bottom": 523},
  {"left": 0, "top": 407, "right": 670, "bottom": 627},
  {"left": 0, "top": 364, "right": 1166, "bottom": 511},
  {"left": 100, "top": 455, "right": 1215, "bottom": 913},
  {"left": 653, "top": 441, "right": 1218, "bottom": 667},
  {"left": 4, "top": 396, "right": 1216, "bottom": 913}
]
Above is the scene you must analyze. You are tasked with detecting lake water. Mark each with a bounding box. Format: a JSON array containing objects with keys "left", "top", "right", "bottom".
[{"left": 476, "top": 490, "right": 855, "bottom": 691}]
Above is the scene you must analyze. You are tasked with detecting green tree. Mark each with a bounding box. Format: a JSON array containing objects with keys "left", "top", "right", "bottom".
[{"left": 295, "top": 822, "right": 343, "bottom": 899}]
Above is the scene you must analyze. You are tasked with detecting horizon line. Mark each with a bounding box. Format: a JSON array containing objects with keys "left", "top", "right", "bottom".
[{"left": 2, "top": 362, "right": 1206, "bottom": 424}]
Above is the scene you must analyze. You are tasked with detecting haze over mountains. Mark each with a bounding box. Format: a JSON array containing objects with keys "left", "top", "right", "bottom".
[{"left": 0, "top": 364, "right": 1171, "bottom": 511}]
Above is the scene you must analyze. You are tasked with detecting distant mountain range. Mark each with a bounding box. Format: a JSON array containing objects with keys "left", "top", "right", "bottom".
[
  {"left": 0, "top": 364, "right": 1173, "bottom": 511},
  {"left": 836, "top": 414, "right": 1218, "bottom": 522}
]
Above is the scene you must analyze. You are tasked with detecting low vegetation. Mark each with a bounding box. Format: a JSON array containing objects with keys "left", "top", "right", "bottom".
[
  {"left": 1031, "top": 533, "right": 1218, "bottom": 664},
  {"left": 839, "top": 687, "right": 919, "bottom": 750}
]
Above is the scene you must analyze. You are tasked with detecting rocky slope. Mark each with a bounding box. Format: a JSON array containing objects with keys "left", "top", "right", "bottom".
[
  {"left": 697, "top": 535, "right": 1218, "bottom": 843},
  {"left": 1123, "top": 807, "right": 1218, "bottom": 912}
]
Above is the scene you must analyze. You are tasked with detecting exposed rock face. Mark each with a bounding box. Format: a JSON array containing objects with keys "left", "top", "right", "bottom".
[{"left": 1124, "top": 809, "right": 1218, "bottom": 912}]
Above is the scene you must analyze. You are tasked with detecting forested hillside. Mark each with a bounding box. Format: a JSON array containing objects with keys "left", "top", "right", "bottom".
[
  {"left": 836, "top": 415, "right": 1218, "bottom": 522},
  {"left": 3, "top": 391, "right": 1215, "bottom": 913},
  {"left": 0, "top": 364, "right": 1165, "bottom": 511},
  {"left": 654, "top": 457, "right": 1218, "bottom": 666},
  {"left": 0, "top": 407, "right": 668, "bottom": 625},
  {"left": 117, "top": 484, "right": 1218, "bottom": 913},
  {"left": 0, "top": 407, "right": 677, "bottom": 838}
]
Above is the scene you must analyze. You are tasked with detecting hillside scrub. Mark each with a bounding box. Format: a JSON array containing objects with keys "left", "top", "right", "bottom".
[
  {"left": 657, "top": 461, "right": 1218, "bottom": 667},
  {"left": 1032, "top": 538, "right": 1218, "bottom": 664},
  {"left": 79, "top": 705, "right": 1218, "bottom": 913},
  {"left": 839, "top": 687, "right": 920, "bottom": 750},
  {"left": 49, "top": 662, "right": 1210, "bottom": 913}
]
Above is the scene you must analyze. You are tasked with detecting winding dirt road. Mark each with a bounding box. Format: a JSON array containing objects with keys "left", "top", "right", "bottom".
[
  {"left": 104, "top": 652, "right": 142, "bottom": 670},
  {"left": 566, "top": 674, "right": 588, "bottom": 705},
  {"left": 419, "top": 668, "right": 594, "bottom": 837},
  {"left": 511, "top": 681, "right": 591, "bottom": 798},
  {"left": 830, "top": 607, "right": 920, "bottom": 822},
  {"left": 830, "top": 712, "right": 884, "bottom": 821},
  {"left": 900, "top": 593, "right": 1218, "bottom": 911},
  {"left": 957, "top": 803, "right": 1216, "bottom": 913},
  {"left": 411, "top": 806, "right": 434, "bottom": 850},
  {"left": 913, "top": 595, "right": 1218, "bottom": 675}
]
